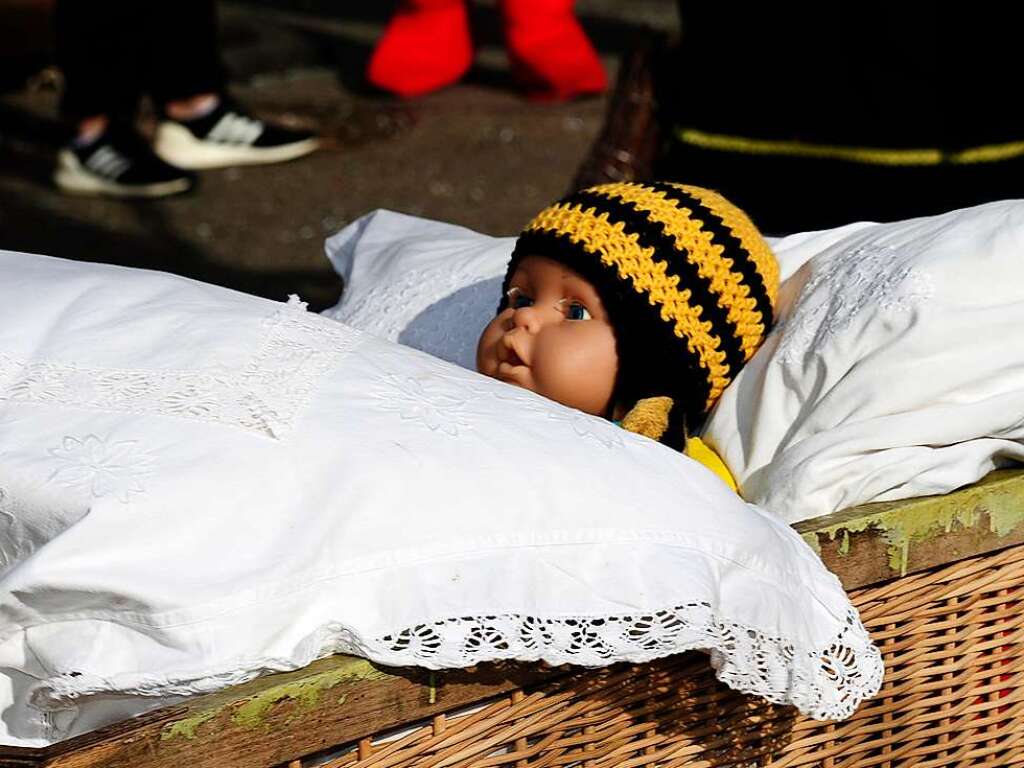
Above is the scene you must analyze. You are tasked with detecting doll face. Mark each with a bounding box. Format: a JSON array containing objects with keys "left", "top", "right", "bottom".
[{"left": 476, "top": 255, "right": 619, "bottom": 416}]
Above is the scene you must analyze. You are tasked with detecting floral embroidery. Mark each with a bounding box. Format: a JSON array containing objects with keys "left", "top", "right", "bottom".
[
  {"left": 376, "top": 373, "right": 471, "bottom": 436},
  {"left": 483, "top": 384, "right": 630, "bottom": 448},
  {"left": 0, "top": 299, "right": 359, "bottom": 440},
  {"left": 546, "top": 409, "right": 625, "bottom": 449},
  {"left": 776, "top": 244, "right": 935, "bottom": 365},
  {"left": 7, "top": 363, "right": 65, "bottom": 402},
  {"left": 48, "top": 435, "right": 154, "bottom": 503},
  {"left": 333, "top": 265, "right": 489, "bottom": 344}
]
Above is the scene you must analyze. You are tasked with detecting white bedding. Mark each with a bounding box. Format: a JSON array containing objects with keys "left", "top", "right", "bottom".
[
  {"left": 0, "top": 250, "right": 880, "bottom": 747},
  {"left": 326, "top": 203, "right": 1024, "bottom": 523},
  {"left": 705, "top": 200, "right": 1024, "bottom": 521}
]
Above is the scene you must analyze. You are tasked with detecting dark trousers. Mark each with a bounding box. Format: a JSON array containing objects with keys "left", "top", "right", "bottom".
[
  {"left": 661, "top": 2, "right": 1024, "bottom": 232},
  {"left": 55, "top": 1, "right": 224, "bottom": 122}
]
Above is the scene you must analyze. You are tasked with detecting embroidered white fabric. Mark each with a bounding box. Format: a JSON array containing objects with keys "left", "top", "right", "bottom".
[
  {"left": 775, "top": 244, "right": 935, "bottom": 365},
  {"left": 0, "top": 250, "right": 881, "bottom": 748},
  {"left": 706, "top": 200, "right": 1024, "bottom": 522},
  {"left": 322, "top": 209, "right": 512, "bottom": 369},
  {"left": 0, "top": 299, "right": 352, "bottom": 440}
]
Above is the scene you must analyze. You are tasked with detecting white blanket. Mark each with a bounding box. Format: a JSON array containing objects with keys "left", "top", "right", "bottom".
[
  {"left": 0, "top": 251, "right": 880, "bottom": 746},
  {"left": 706, "top": 200, "right": 1024, "bottom": 522}
]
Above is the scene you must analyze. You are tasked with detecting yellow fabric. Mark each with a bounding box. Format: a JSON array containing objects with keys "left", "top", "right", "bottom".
[
  {"left": 673, "top": 183, "right": 780, "bottom": 319},
  {"left": 684, "top": 436, "right": 738, "bottom": 493},
  {"left": 677, "top": 127, "right": 943, "bottom": 166},
  {"left": 590, "top": 183, "right": 770, "bottom": 360},
  {"left": 619, "top": 396, "right": 673, "bottom": 441}
]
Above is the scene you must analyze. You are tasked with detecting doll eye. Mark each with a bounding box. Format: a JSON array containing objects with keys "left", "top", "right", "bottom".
[
  {"left": 559, "top": 300, "right": 592, "bottom": 321},
  {"left": 506, "top": 287, "right": 534, "bottom": 309}
]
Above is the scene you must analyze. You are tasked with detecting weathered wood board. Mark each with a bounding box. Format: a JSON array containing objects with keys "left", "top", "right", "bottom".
[
  {"left": 0, "top": 658, "right": 566, "bottom": 768},
  {"left": 797, "top": 469, "right": 1024, "bottom": 589}
]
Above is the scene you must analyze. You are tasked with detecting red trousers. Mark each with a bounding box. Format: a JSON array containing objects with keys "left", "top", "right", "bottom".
[{"left": 367, "top": 0, "right": 607, "bottom": 100}]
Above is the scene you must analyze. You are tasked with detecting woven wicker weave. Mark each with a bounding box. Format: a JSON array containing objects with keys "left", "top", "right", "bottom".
[{"left": 289, "top": 543, "right": 1024, "bottom": 768}]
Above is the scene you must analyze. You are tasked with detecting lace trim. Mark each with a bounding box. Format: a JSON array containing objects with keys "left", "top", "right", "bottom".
[
  {"left": 0, "top": 297, "right": 358, "bottom": 439},
  {"left": 40, "top": 605, "right": 883, "bottom": 723},
  {"left": 371, "top": 606, "right": 883, "bottom": 721}
]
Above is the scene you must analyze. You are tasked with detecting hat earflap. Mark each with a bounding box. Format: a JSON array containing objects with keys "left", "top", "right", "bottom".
[{"left": 619, "top": 396, "right": 689, "bottom": 451}]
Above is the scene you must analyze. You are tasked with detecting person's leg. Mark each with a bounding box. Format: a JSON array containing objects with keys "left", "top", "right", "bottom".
[
  {"left": 145, "top": 0, "right": 225, "bottom": 115},
  {"left": 55, "top": 1, "right": 143, "bottom": 134},
  {"left": 149, "top": 0, "right": 319, "bottom": 168},
  {"left": 500, "top": 0, "right": 606, "bottom": 101},
  {"left": 367, "top": 0, "right": 473, "bottom": 98},
  {"left": 53, "top": 1, "right": 194, "bottom": 197}
]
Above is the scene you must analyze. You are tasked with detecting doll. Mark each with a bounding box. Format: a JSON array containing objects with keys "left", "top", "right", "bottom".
[
  {"left": 476, "top": 181, "right": 779, "bottom": 491},
  {"left": 367, "top": 0, "right": 607, "bottom": 101}
]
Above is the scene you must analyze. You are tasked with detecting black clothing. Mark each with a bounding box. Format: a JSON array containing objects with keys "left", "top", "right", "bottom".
[{"left": 55, "top": 1, "right": 223, "bottom": 122}]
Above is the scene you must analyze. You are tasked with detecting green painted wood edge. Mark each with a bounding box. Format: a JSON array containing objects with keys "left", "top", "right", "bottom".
[
  {"left": 159, "top": 656, "right": 389, "bottom": 741},
  {"left": 795, "top": 469, "right": 1024, "bottom": 576}
]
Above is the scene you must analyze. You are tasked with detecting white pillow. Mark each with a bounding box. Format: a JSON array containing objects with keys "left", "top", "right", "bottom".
[
  {"left": 705, "top": 200, "right": 1024, "bottom": 523},
  {"left": 0, "top": 251, "right": 881, "bottom": 747},
  {"left": 323, "top": 210, "right": 514, "bottom": 370}
]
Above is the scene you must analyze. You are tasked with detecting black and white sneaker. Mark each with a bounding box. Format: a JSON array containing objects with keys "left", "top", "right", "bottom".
[
  {"left": 54, "top": 125, "right": 195, "bottom": 198},
  {"left": 153, "top": 99, "right": 320, "bottom": 170}
]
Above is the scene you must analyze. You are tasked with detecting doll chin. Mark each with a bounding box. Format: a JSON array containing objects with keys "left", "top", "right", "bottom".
[{"left": 496, "top": 361, "right": 530, "bottom": 385}]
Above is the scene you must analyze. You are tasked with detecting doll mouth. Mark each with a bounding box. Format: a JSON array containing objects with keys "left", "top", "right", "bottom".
[
  {"left": 499, "top": 335, "right": 529, "bottom": 368},
  {"left": 496, "top": 338, "right": 530, "bottom": 384}
]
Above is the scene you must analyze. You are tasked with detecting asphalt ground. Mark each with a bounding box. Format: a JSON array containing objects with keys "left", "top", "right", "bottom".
[{"left": 0, "top": 0, "right": 677, "bottom": 309}]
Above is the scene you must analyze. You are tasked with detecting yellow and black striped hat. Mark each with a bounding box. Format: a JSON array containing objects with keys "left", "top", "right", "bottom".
[{"left": 504, "top": 181, "right": 779, "bottom": 434}]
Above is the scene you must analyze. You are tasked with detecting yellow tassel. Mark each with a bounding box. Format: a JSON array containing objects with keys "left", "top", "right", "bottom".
[{"left": 620, "top": 396, "right": 674, "bottom": 441}]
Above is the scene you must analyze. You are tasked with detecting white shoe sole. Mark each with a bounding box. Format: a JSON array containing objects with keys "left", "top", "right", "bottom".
[
  {"left": 153, "top": 122, "right": 321, "bottom": 170},
  {"left": 53, "top": 150, "right": 192, "bottom": 198}
]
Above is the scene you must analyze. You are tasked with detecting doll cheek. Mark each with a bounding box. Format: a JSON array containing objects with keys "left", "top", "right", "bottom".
[
  {"left": 531, "top": 330, "right": 617, "bottom": 415},
  {"left": 475, "top": 318, "right": 504, "bottom": 373}
]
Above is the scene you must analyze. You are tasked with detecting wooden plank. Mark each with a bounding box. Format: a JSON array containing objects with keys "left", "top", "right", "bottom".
[
  {"left": 0, "top": 657, "right": 565, "bottom": 768},
  {"left": 796, "top": 468, "right": 1024, "bottom": 589}
]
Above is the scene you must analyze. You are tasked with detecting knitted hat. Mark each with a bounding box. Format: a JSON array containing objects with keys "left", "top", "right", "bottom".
[{"left": 503, "top": 181, "right": 779, "bottom": 438}]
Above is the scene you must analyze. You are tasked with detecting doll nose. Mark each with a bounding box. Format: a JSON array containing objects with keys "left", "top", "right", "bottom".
[{"left": 509, "top": 304, "right": 550, "bottom": 334}]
